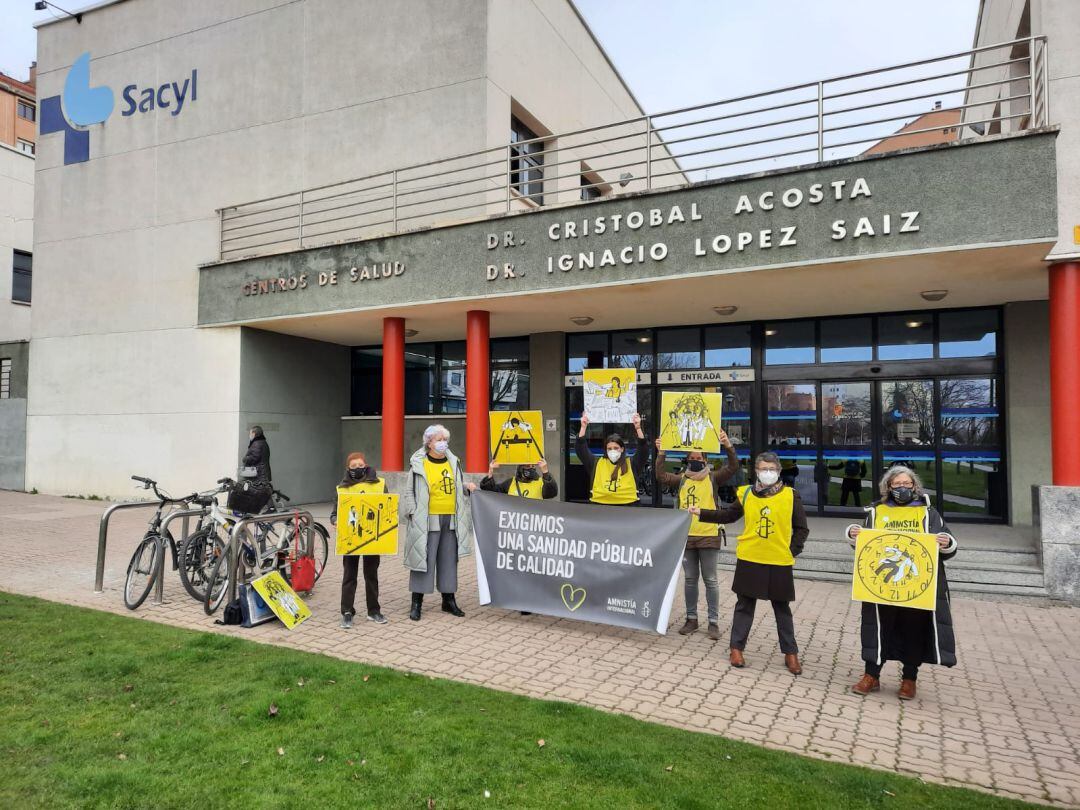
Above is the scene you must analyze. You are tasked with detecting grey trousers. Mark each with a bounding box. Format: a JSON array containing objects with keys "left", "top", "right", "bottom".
[
  {"left": 409, "top": 515, "right": 459, "bottom": 595},
  {"left": 682, "top": 547, "right": 720, "bottom": 623},
  {"left": 730, "top": 595, "right": 798, "bottom": 654}
]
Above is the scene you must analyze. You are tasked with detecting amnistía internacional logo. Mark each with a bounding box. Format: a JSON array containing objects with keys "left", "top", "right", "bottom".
[{"left": 40, "top": 52, "right": 198, "bottom": 165}]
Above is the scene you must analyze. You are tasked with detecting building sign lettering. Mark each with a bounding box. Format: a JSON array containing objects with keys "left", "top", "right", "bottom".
[{"left": 242, "top": 262, "right": 405, "bottom": 296}]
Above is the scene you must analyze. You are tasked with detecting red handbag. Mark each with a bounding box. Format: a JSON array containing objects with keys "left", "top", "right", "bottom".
[{"left": 289, "top": 513, "right": 316, "bottom": 593}]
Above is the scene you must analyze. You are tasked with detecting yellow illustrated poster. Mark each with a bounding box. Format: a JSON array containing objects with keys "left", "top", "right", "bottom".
[
  {"left": 583, "top": 368, "right": 637, "bottom": 422},
  {"left": 852, "top": 528, "right": 939, "bottom": 612},
  {"left": 659, "top": 391, "right": 724, "bottom": 452},
  {"left": 251, "top": 570, "right": 312, "bottom": 629},
  {"left": 335, "top": 493, "right": 399, "bottom": 555},
  {"left": 489, "top": 410, "right": 545, "bottom": 464}
]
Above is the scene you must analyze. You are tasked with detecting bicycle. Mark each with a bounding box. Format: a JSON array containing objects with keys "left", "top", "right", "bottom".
[{"left": 123, "top": 476, "right": 200, "bottom": 610}]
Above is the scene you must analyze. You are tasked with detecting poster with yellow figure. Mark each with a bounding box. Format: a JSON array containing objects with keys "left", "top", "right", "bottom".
[
  {"left": 489, "top": 410, "right": 545, "bottom": 464},
  {"left": 335, "top": 493, "right": 399, "bottom": 555},
  {"left": 659, "top": 391, "right": 724, "bottom": 453},
  {"left": 251, "top": 570, "right": 312, "bottom": 629},
  {"left": 852, "top": 528, "right": 939, "bottom": 611},
  {"left": 583, "top": 368, "right": 637, "bottom": 423}
]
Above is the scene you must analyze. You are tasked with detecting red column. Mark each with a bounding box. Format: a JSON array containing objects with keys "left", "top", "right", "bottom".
[
  {"left": 1050, "top": 262, "right": 1080, "bottom": 486},
  {"left": 381, "top": 317, "right": 405, "bottom": 471},
  {"left": 466, "top": 310, "right": 490, "bottom": 473}
]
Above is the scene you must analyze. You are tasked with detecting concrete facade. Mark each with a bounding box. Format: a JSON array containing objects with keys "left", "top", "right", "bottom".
[
  {"left": 0, "top": 143, "right": 33, "bottom": 343},
  {"left": 28, "top": 0, "right": 653, "bottom": 500},
  {"left": 0, "top": 340, "right": 30, "bottom": 490}
]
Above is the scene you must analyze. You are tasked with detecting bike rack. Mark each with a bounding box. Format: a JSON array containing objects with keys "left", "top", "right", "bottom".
[
  {"left": 155, "top": 507, "right": 208, "bottom": 604},
  {"left": 226, "top": 510, "right": 315, "bottom": 605},
  {"left": 95, "top": 500, "right": 167, "bottom": 593}
]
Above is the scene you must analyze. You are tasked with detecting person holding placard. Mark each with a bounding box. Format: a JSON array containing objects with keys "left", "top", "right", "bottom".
[
  {"left": 654, "top": 434, "right": 739, "bottom": 640},
  {"left": 331, "top": 452, "right": 389, "bottom": 628},
  {"left": 402, "top": 424, "right": 477, "bottom": 621},
  {"left": 846, "top": 465, "right": 958, "bottom": 701},
  {"left": 576, "top": 413, "right": 649, "bottom": 506},
  {"left": 688, "top": 451, "right": 808, "bottom": 674},
  {"left": 480, "top": 459, "right": 558, "bottom": 500}
]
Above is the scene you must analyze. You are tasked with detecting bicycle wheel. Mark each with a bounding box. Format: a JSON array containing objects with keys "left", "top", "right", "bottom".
[
  {"left": 204, "top": 538, "right": 256, "bottom": 615},
  {"left": 281, "top": 521, "right": 330, "bottom": 583},
  {"left": 124, "top": 535, "right": 162, "bottom": 610},
  {"left": 178, "top": 527, "right": 226, "bottom": 603}
]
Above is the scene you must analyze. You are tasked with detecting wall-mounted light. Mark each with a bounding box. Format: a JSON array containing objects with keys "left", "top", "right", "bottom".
[
  {"left": 920, "top": 290, "right": 948, "bottom": 302},
  {"left": 764, "top": 329, "right": 777, "bottom": 337},
  {"left": 713, "top": 305, "right": 739, "bottom": 316},
  {"left": 618, "top": 172, "right": 634, "bottom": 187},
  {"left": 570, "top": 316, "right": 594, "bottom": 326},
  {"left": 905, "top": 320, "right": 923, "bottom": 328},
  {"left": 636, "top": 336, "right": 651, "bottom": 344},
  {"left": 404, "top": 329, "right": 419, "bottom": 337}
]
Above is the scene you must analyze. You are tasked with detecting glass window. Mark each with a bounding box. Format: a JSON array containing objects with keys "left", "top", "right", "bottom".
[
  {"left": 880, "top": 379, "right": 935, "bottom": 445},
  {"left": 0, "top": 358, "right": 10, "bottom": 399},
  {"left": 12, "top": 251, "right": 31, "bottom": 304},
  {"left": 878, "top": 313, "right": 933, "bottom": 360},
  {"left": 568, "top": 333, "right": 607, "bottom": 373},
  {"left": 940, "top": 450, "right": 1005, "bottom": 518},
  {"left": 510, "top": 116, "right": 544, "bottom": 205},
  {"left": 656, "top": 327, "right": 700, "bottom": 369},
  {"left": 580, "top": 173, "right": 602, "bottom": 201},
  {"left": 17, "top": 100, "right": 35, "bottom": 122},
  {"left": 404, "top": 343, "right": 436, "bottom": 414},
  {"left": 350, "top": 348, "right": 382, "bottom": 415},
  {"left": 820, "top": 382, "right": 871, "bottom": 445},
  {"left": 939, "top": 309, "right": 998, "bottom": 358},
  {"left": 16, "top": 139, "right": 34, "bottom": 156},
  {"left": 882, "top": 451, "right": 937, "bottom": 502},
  {"left": 820, "top": 317, "right": 871, "bottom": 363},
  {"left": 440, "top": 342, "right": 467, "bottom": 414},
  {"left": 611, "top": 329, "right": 653, "bottom": 369},
  {"left": 704, "top": 324, "right": 751, "bottom": 367},
  {"left": 765, "top": 320, "right": 814, "bottom": 365},
  {"left": 940, "top": 377, "right": 999, "bottom": 446},
  {"left": 491, "top": 369, "right": 529, "bottom": 409},
  {"left": 491, "top": 337, "right": 529, "bottom": 366},
  {"left": 767, "top": 383, "right": 817, "bottom": 447}
]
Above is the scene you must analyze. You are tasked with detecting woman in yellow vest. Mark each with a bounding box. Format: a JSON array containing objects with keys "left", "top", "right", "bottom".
[
  {"left": 655, "top": 433, "right": 739, "bottom": 641},
  {"left": 480, "top": 459, "right": 558, "bottom": 499},
  {"left": 576, "top": 413, "right": 648, "bottom": 506},
  {"left": 846, "top": 465, "right": 958, "bottom": 701},
  {"left": 330, "top": 452, "right": 388, "bottom": 628},
  {"left": 689, "top": 451, "right": 808, "bottom": 674}
]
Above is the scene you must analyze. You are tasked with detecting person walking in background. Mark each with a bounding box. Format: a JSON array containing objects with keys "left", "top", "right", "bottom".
[
  {"left": 576, "top": 413, "right": 649, "bottom": 505},
  {"left": 402, "top": 425, "right": 477, "bottom": 621},
  {"left": 332, "top": 451, "right": 388, "bottom": 628},
  {"left": 655, "top": 433, "right": 739, "bottom": 641}
]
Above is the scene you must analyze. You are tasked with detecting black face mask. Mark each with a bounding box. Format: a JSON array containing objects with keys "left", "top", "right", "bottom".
[
  {"left": 687, "top": 460, "right": 707, "bottom": 473},
  {"left": 890, "top": 486, "right": 915, "bottom": 504},
  {"left": 518, "top": 467, "right": 539, "bottom": 481},
  {"left": 348, "top": 467, "right": 366, "bottom": 481}
]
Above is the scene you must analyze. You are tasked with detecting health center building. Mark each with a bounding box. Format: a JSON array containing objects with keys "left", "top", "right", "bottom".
[{"left": 24, "top": 0, "right": 1080, "bottom": 601}]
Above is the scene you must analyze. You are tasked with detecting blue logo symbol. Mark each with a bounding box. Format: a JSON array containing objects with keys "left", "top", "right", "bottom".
[{"left": 40, "top": 52, "right": 197, "bottom": 166}]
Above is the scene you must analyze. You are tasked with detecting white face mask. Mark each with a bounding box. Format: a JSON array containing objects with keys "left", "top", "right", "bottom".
[
  {"left": 433, "top": 440, "right": 449, "bottom": 454},
  {"left": 756, "top": 469, "right": 779, "bottom": 486},
  {"left": 606, "top": 449, "right": 622, "bottom": 464}
]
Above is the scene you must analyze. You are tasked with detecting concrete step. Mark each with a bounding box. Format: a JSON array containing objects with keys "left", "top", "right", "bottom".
[
  {"left": 761, "top": 567, "right": 1049, "bottom": 600},
  {"left": 797, "top": 537, "right": 1039, "bottom": 567}
]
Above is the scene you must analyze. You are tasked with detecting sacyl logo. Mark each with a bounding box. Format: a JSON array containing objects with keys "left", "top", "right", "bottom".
[{"left": 40, "top": 52, "right": 198, "bottom": 165}]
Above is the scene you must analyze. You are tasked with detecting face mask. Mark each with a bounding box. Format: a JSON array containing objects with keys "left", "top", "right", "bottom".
[
  {"left": 518, "top": 467, "right": 539, "bottom": 481},
  {"left": 890, "top": 486, "right": 915, "bottom": 504},
  {"left": 757, "top": 469, "right": 779, "bottom": 486},
  {"left": 433, "top": 440, "right": 449, "bottom": 454},
  {"left": 687, "top": 460, "right": 707, "bottom": 473},
  {"left": 348, "top": 467, "right": 365, "bottom": 481},
  {"left": 607, "top": 449, "right": 623, "bottom": 464}
]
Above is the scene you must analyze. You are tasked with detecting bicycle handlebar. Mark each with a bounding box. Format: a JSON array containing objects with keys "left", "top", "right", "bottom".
[{"left": 273, "top": 490, "right": 290, "bottom": 502}]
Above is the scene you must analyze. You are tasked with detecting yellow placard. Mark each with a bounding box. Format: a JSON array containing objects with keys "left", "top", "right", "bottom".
[
  {"left": 659, "top": 391, "right": 724, "bottom": 453},
  {"left": 489, "top": 410, "right": 545, "bottom": 464},
  {"left": 335, "top": 493, "right": 399, "bottom": 555},
  {"left": 583, "top": 368, "right": 637, "bottom": 422},
  {"left": 852, "top": 528, "right": 939, "bottom": 611},
  {"left": 251, "top": 570, "right": 312, "bottom": 629}
]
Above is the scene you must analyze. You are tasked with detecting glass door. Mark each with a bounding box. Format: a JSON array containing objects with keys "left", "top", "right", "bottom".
[
  {"left": 879, "top": 379, "right": 937, "bottom": 506},
  {"left": 819, "top": 382, "right": 873, "bottom": 514},
  {"left": 766, "top": 382, "right": 819, "bottom": 509}
]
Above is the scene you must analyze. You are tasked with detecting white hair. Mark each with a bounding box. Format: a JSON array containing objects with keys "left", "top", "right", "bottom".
[
  {"left": 423, "top": 424, "right": 450, "bottom": 447},
  {"left": 879, "top": 464, "right": 924, "bottom": 499}
]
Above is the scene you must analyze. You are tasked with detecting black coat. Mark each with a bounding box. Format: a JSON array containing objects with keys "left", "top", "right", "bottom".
[
  {"left": 243, "top": 436, "right": 272, "bottom": 483},
  {"left": 479, "top": 472, "right": 559, "bottom": 499},
  {"left": 850, "top": 496, "right": 958, "bottom": 668}
]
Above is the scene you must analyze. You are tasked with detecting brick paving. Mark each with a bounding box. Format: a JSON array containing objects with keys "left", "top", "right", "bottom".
[{"left": 1, "top": 489, "right": 1078, "bottom": 806}]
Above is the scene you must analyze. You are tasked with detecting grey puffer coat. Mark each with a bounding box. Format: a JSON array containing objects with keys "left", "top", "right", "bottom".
[{"left": 400, "top": 446, "right": 474, "bottom": 572}]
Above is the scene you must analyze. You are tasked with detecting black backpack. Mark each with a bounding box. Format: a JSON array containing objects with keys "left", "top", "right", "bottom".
[{"left": 215, "top": 598, "right": 243, "bottom": 626}]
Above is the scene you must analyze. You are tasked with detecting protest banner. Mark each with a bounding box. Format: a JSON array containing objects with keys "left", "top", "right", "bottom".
[
  {"left": 335, "top": 492, "right": 399, "bottom": 555},
  {"left": 489, "top": 410, "right": 545, "bottom": 464},
  {"left": 471, "top": 490, "right": 688, "bottom": 633},
  {"left": 583, "top": 368, "right": 637, "bottom": 422},
  {"left": 852, "top": 527, "right": 939, "bottom": 611},
  {"left": 251, "top": 570, "right": 312, "bottom": 629},
  {"left": 658, "top": 391, "right": 724, "bottom": 452}
]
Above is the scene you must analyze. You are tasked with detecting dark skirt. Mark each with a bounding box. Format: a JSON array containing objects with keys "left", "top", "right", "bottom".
[{"left": 731, "top": 559, "right": 796, "bottom": 602}]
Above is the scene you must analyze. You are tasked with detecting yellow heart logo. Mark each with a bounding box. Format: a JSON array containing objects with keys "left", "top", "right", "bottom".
[{"left": 560, "top": 583, "right": 586, "bottom": 611}]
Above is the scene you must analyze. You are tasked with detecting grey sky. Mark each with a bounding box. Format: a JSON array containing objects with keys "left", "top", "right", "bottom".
[{"left": 4, "top": 1, "right": 980, "bottom": 94}]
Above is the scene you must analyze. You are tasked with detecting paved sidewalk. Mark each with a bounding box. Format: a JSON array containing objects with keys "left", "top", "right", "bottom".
[{"left": 1, "top": 490, "right": 1077, "bottom": 807}]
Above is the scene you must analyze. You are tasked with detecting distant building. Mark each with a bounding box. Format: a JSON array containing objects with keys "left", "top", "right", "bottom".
[
  {"left": 0, "top": 62, "right": 36, "bottom": 155},
  {"left": 862, "top": 101, "right": 961, "bottom": 155}
]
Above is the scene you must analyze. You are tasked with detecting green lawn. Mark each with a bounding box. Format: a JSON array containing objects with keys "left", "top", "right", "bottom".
[{"left": 0, "top": 593, "right": 1029, "bottom": 810}]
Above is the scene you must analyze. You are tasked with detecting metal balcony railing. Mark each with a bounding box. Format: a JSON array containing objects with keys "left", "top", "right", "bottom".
[{"left": 217, "top": 36, "right": 1049, "bottom": 261}]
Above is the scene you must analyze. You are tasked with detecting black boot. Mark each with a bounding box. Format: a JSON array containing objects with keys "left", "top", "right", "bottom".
[
  {"left": 409, "top": 593, "right": 423, "bottom": 621},
  {"left": 441, "top": 593, "right": 465, "bottom": 617}
]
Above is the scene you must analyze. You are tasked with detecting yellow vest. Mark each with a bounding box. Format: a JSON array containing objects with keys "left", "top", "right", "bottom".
[
  {"left": 873, "top": 503, "right": 927, "bottom": 532},
  {"left": 424, "top": 458, "right": 457, "bottom": 515},
  {"left": 678, "top": 476, "right": 719, "bottom": 537},
  {"left": 736, "top": 485, "right": 795, "bottom": 566},
  {"left": 508, "top": 477, "right": 545, "bottom": 499},
  {"left": 590, "top": 457, "right": 638, "bottom": 505}
]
